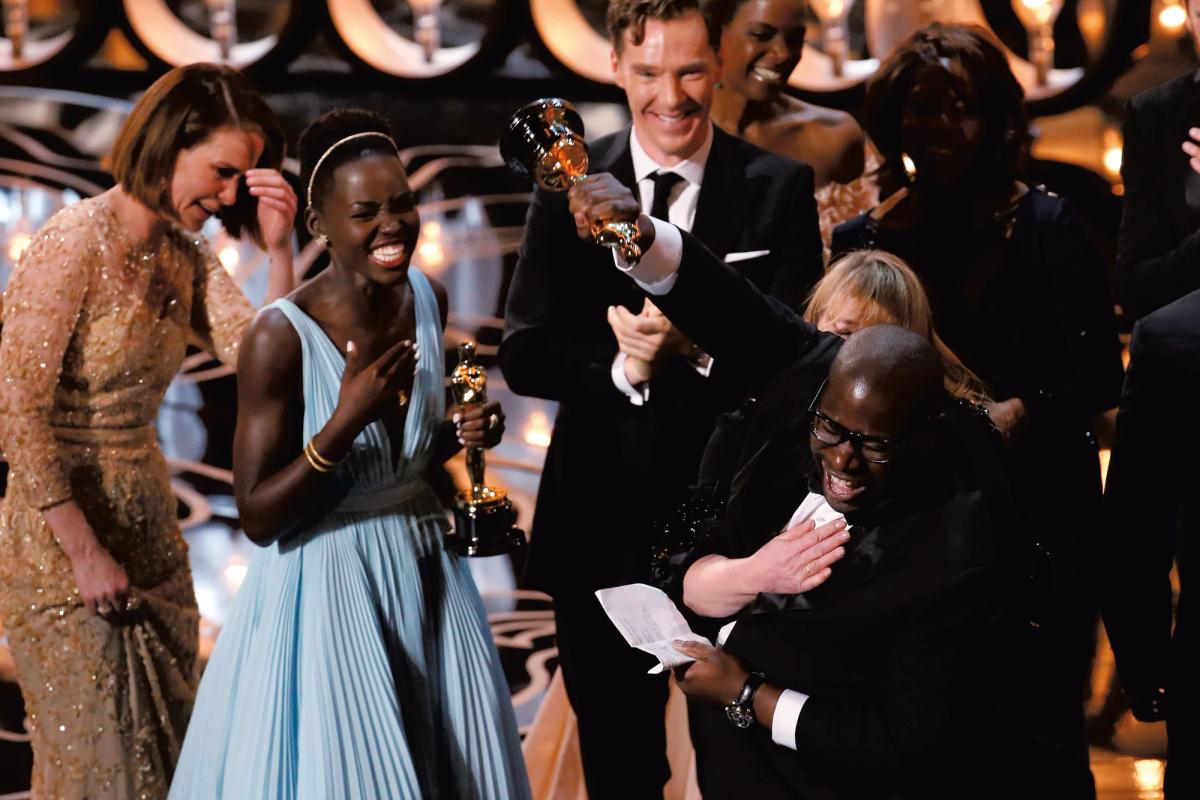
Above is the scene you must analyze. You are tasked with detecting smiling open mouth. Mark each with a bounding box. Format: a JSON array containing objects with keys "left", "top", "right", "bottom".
[
  {"left": 648, "top": 108, "right": 698, "bottom": 128},
  {"left": 752, "top": 66, "right": 785, "bottom": 82},
  {"left": 369, "top": 244, "right": 408, "bottom": 268},
  {"left": 824, "top": 470, "right": 866, "bottom": 502}
]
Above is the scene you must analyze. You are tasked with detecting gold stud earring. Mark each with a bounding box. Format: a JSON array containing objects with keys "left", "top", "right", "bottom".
[{"left": 317, "top": 234, "right": 329, "bottom": 247}]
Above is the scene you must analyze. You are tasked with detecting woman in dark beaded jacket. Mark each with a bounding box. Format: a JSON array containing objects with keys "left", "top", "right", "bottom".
[{"left": 831, "top": 23, "right": 1124, "bottom": 800}]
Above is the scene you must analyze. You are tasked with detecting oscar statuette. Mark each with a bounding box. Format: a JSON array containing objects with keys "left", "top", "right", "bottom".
[
  {"left": 445, "top": 341, "right": 525, "bottom": 557},
  {"left": 500, "top": 97, "right": 644, "bottom": 264}
]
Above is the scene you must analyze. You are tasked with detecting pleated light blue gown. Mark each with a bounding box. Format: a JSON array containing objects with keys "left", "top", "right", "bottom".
[{"left": 170, "top": 270, "right": 531, "bottom": 800}]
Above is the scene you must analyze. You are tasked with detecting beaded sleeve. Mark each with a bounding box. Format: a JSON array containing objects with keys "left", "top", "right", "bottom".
[
  {"left": 187, "top": 236, "right": 255, "bottom": 368},
  {"left": 0, "top": 217, "right": 91, "bottom": 509}
]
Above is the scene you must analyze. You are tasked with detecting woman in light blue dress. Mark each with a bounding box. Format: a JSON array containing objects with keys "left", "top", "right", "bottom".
[{"left": 170, "top": 109, "right": 531, "bottom": 799}]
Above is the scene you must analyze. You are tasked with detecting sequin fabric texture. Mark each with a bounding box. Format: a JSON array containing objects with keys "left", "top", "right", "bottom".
[
  {"left": 0, "top": 194, "right": 253, "bottom": 799},
  {"left": 816, "top": 145, "right": 882, "bottom": 252}
]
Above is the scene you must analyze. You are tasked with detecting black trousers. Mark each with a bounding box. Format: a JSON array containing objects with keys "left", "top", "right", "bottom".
[
  {"left": 1166, "top": 635, "right": 1195, "bottom": 799},
  {"left": 553, "top": 590, "right": 671, "bottom": 799}
]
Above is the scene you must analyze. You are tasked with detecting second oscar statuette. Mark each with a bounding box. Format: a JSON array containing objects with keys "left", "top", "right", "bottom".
[{"left": 445, "top": 341, "right": 525, "bottom": 557}]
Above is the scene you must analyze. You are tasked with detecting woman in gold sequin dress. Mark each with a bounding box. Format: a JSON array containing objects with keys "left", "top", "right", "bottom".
[
  {"left": 0, "top": 64, "right": 296, "bottom": 799},
  {"left": 706, "top": 0, "right": 878, "bottom": 247}
]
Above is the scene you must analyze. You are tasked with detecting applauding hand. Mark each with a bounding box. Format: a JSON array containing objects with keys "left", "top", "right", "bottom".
[{"left": 607, "top": 299, "right": 691, "bottom": 382}]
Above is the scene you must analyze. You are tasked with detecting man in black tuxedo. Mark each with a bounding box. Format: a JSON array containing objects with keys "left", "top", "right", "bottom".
[
  {"left": 672, "top": 328, "right": 1009, "bottom": 800},
  {"left": 1101, "top": 288, "right": 1198, "bottom": 797},
  {"left": 568, "top": 178, "right": 1019, "bottom": 798},
  {"left": 499, "top": 0, "right": 822, "bottom": 793},
  {"left": 1118, "top": 9, "right": 1200, "bottom": 322}
]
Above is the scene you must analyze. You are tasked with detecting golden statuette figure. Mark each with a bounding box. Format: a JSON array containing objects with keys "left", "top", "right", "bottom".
[
  {"left": 499, "top": 97, "right": 643, "bottom": 264},
  {"left": 446, "top": 341, "right": 525, "bottom": 556}
]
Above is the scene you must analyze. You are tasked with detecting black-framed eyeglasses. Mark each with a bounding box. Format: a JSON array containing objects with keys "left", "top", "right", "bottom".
[{"left": 807, "top": 380, "right": 904, "bottom": 465}]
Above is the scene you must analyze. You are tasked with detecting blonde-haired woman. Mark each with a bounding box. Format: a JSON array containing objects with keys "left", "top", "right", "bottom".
[{"left": 804, "top": 249, "right": 990, "bottom": 406}]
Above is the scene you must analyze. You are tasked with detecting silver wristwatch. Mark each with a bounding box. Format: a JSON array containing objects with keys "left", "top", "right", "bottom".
[{"left": 725, "top": 672, "right": 767, "bottom": 729}]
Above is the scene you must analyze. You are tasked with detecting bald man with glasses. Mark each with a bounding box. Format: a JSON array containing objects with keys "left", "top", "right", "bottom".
[{"left": 569, "top": 175, "right": 1027, "bottom": 798}]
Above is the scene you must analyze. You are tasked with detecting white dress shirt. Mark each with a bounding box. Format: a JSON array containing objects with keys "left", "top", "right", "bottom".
[
  {"left": 614, "top": 216, "right": 686, "bottom": 295},
  {"left": 611, "top": 125, "right": 714, "bottom": 405},
  {"left": 714, "top": 492, "right": 847, "bottom": 750}
]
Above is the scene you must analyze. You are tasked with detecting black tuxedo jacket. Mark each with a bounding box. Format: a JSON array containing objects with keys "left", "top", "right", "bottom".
[
  {"left": 1101, "top": 288, "right": 1197, "bottom": 726},
  {"left": 500, "top": 124, "right": 822, "bottom": 594},
  {"left": 1117, "top": 71, "right": 1200, "bottom": 322},
  {"left": 651, "top": 232, "right": 1012, "bottom": 799}
]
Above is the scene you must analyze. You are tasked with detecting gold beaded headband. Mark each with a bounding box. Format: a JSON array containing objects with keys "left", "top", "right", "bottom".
[{"left": 305, "top": 131, "right": 401, "bottom": 208}]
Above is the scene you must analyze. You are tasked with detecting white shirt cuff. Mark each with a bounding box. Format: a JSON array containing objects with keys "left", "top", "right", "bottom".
[
  {"left": 691, "top": 352, "right": 714, "bottom": 378},
  {"left": 612, "top": 217, "right": 683, "bottom": 295},
  {"left": 770, "top": 689, "right": 809, "bottom": 750},
  {"left": 611, "top": 352, "right": 649, "bottom": 406}
]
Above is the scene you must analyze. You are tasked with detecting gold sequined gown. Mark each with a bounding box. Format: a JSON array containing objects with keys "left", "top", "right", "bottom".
[{"left": 0, "top": 195, "right": 254, "bottom": 799}]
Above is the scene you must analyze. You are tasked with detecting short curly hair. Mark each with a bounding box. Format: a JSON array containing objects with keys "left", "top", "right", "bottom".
[
  {"left": 607, "top": 0, "right": 721, "bottom": 53},
  {"left": 111, "top": 63, "right": 284, "bottom": 247},
  {"left": 864, "top": 23, "right": 1028, "bottom": 195},
  {"left": 297, "top": 108, "right": 399, "bottom": 211}
]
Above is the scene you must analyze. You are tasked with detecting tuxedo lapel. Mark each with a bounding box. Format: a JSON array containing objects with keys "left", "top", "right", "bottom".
[
  {"left": 727, "top": 424, "right": 812, "bottom": 557},
  {"left": 692, "top": 128, "right": 746, "bottom": 258},
  {"left": 591, "top": 128, "right": 637, "bottom": 195}
]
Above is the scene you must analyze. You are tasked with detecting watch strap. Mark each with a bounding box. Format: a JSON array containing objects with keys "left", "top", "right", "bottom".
[{"left": 725, "top": 672, "right": 767, "bottom": 729}]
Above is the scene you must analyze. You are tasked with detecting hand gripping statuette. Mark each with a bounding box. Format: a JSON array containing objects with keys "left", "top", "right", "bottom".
[
  {"left": 500, "top": 97, "right": 643, "bottom": 264},
  {"left": 446, "top": 341, "right": 525, "bottom": 556}
]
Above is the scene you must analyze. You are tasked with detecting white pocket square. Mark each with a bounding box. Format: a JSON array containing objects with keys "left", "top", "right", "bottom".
[{"left": 724, "top": 250, "right": 770, "bottom": 263}]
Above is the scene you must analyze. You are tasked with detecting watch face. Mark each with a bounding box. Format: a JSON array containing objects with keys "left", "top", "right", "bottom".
[{"left": 725, "top": 703, "right": 754, "bottom": 729}]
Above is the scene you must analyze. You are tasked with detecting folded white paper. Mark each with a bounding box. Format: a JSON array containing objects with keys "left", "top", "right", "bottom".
[{"left": 595, "top": 583, "right": 712, "bottom": 674}]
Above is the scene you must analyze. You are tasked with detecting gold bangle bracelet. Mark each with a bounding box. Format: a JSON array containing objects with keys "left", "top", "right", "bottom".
[
  {"left": 307, "top": 439, "right": 345, "bottom": 468},
  {"left": 303, "top": 443, "right": 336, "bottom": 473},
  {"left": 304, "top": 440, "right": 344, "bottom": 472}
]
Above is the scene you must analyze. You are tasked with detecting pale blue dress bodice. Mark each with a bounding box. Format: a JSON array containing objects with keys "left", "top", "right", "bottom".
[{"left": 170, "top": 270, "right": 530, "bottom": 800}]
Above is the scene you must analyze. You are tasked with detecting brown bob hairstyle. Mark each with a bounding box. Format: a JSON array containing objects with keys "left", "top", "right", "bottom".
[
  {"left": 111, "top": 63, "right": 285, "bottom": 246},
  {"left": 864, "top": 23, "right": 1028, "bottom": 196},
  {"left": 606, "top": 0, "right": 721, "bottom": 53}
]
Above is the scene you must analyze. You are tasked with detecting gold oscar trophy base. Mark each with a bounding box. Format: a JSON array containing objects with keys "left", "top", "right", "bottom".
[{"left": 448, "top": 489, "right": 525, "bottom": 557}]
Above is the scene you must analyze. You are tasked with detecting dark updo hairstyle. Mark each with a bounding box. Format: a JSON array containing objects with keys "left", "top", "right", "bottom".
[
  {"left": 698, "top": 0, "right": 747, "bottom": 33},
  {"left": 298, "top": 108, "right": 400, "bottom": 212},
  {"left": 111, "top": 63, "right": 284, "bottom": 247},
  {"left": 864, "top": 23, "right": 1028, "bottom": 196}
]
